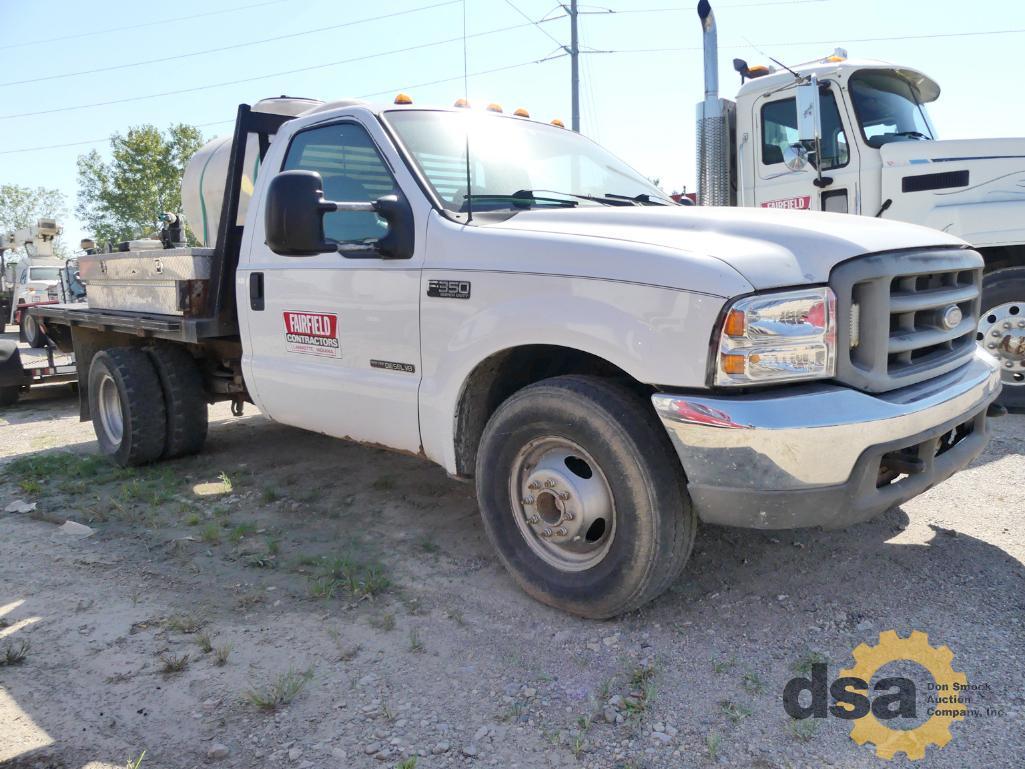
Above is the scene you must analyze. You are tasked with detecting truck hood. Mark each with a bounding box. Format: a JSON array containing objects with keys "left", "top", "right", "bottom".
[
  {"left": 485, "top": 205, "right": 966, "bottom": 290},
  {"left": 880, "top": 138, "right": 1025, "bottom": 247}
]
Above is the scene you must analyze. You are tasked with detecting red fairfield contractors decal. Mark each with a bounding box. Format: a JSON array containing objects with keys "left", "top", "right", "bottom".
[
  {"left": 283, "top": 311, "right": 340, "bottom": 357},
  {"left": 761, "top": 195, "right": 811, "bottom": 210}
]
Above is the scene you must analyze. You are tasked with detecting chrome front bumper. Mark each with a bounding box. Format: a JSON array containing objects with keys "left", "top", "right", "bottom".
[{"left": 652, "top": 351, "right": 1002, "bottom": 529}]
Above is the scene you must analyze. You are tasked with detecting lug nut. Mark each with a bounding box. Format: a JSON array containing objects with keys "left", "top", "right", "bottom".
[
  {"left": 1005, "top": 322, "right": 1013, "bottom": 329},
  {"left": 528, "top": 481, "right": 542, "bottom": 490},
  {"left": 987, "top": 343, "right": 997, "bottom": 349},
  {"left": 1006, "top": 361, "right": 1015, "bottom": 368},
  {"left": 563, "top": 511, "right": 575, "bottom": 521},
  {"left": 528, "top": 515, "right": 540, "bottom": 524},
  {"left": 556, "top": 527, "right": 568, "bottom": 536},
  {"left": 523, "top": 495, "right": 535, "bottom": 505},
  {"left": 544, "top": 479, "right": 556, "bottom": 488},
  {"left": 993, "top": 329, "right": 1002, "bottom": 336},
  {"left": 558, "top": 491, "right": 570, "bottom": 501},
  {"left": 541, "top": 527, "right": 553, "bottom": 538}
]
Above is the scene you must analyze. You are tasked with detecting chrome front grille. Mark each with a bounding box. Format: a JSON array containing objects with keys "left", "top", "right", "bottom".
[{"left": 831, "top": 249, "right": 984, "bottom": 393}]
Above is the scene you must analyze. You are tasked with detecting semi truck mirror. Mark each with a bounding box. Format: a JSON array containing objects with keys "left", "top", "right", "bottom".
[
  {"left": 265, "top": 170, "right": 337, "bottom": 256},
  {"left": 796, "top": 76, "right": 822, "bottom": 144},
  {"left": 783, "top": 144, "right": 809, "bottom": 172}
]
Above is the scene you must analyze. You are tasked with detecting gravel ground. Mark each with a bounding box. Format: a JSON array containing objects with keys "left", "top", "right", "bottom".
[{"left": 1, "top": 340, "right": 1023, "bottom": 769}]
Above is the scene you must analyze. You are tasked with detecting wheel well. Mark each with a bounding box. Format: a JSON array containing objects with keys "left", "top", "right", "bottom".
[
  {"left": 453, "top": 345, "right": 651, "bottom": 478},
  {"left": 979, "top": 244, "right": 1025, "bottom": 274}
]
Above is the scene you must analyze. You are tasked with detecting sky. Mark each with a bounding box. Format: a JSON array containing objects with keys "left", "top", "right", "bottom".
[{"left": 2, "top": 0, "right": 1024, "bottom": 248}]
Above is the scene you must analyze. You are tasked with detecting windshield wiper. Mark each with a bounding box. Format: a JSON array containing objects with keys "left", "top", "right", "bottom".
[
  {"left": 603, "top": 192, "right": 672, "bottom": 206},
  {"left": 463, "top": 192, "right": 578, "bottom": 209},
  {"left": 512, "top": 189, "right": 627, "bottom": 206}
]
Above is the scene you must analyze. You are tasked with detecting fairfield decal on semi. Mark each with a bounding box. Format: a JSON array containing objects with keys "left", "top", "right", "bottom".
[
  {"left": 761, "top": 196, "right": 812, "bottom": 210},
  {"left": 282, "top": 311, "right": 340, "bottom": 357}
]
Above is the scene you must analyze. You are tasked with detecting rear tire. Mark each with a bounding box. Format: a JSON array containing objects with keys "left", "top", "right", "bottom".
[
  {"left": 0, "top": 385, "right": 19, "bottom": 407},
  {"left": 88, "top": 348, "right": 167, "bottom": 466},
  {"left": 147, "top": 344, "right": 208, "bottom": 458},
  {"left": 21, "top": 313, "right": 46, "bottom": 348},
  {"left": 979, "top": 272, "right": 1025, "bottom": 410},
  {"left": 475, "top": 375, "right": 696, "bottom": 618}
]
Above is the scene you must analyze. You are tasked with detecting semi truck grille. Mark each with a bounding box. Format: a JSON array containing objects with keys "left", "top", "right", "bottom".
[{"left": 831, "top": 248, "right": 984, "bottom": 393}]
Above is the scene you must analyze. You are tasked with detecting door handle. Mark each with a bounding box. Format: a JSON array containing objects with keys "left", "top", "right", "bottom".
[{"left": 249, "top": 272, "right": 264, "bottom": 311}]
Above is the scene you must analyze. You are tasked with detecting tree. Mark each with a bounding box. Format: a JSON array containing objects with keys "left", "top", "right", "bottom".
[
  {"left": 77, "top": 123, "right": 205, "bottom": 246},
  {"left": 0, "top": 184, "right": 69, "bottom": 260}
]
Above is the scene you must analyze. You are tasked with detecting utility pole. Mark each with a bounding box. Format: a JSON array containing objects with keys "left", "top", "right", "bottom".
[{"left": 569, "top": 0, "right": 580, "bottom": 132}]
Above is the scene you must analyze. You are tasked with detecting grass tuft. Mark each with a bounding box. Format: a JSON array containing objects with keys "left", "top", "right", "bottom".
[
  {"left": 0, "top": 639, "right": 30, "bottom": 666},
  {"left": 245, "top": 668, "right": 312, "bottom": 711},
  {"left": 160, "top": 653, "right": 190, "bottom": 674}
]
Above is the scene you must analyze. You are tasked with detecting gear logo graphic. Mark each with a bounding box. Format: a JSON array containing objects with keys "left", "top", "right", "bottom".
[{"left": 839, "top": 630, "right": 967, "bottom": 760}]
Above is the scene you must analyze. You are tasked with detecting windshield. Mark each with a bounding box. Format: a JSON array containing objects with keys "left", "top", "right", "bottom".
[
  {"left": 28, "top": 267, "right": 60, "bottom": 282},
  {"left": 384, "top": 110, "right": 673, "bottom": 213},
  {"left": 849, "top": 71, "right": 935, "bottom": 148}
]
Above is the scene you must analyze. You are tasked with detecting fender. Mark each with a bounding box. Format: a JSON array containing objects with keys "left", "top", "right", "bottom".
[{"left": 0, "top": 341, "right": 25, "bottom": 388}]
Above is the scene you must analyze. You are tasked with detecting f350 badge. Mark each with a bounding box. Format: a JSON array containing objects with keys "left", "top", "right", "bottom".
[{"left": 427, "top": 279, "right": 471, "bottom": 299}]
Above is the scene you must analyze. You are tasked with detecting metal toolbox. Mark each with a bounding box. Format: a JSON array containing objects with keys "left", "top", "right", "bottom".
[{"left": 78, "top": 248, "right": 214, "bottom": 316}]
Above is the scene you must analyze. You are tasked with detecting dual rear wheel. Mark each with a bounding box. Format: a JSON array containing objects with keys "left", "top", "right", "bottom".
[{"left": 88, "top": 346, "right": 208, "bottom": 466}]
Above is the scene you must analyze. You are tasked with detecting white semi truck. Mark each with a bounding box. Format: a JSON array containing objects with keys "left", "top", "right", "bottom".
[
  {"left": 695, "top": 0, "right": 1025, "bottom": 408},
  {"left": 33, "top": 95, "right": 1001, "bottom": 617}
]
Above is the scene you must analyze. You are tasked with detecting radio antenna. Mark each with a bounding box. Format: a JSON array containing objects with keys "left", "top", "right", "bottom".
[{"left": 462, "top": 0, "right": 473, "bottom": 223}]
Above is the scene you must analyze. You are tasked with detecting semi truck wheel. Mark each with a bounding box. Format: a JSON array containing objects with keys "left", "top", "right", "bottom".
[
  {"left": 21, "top": 313, "right": 46, "bottom": 348},
  {"left": 147, "top": 344, "right": 209, "bottom": 458},
  {"left": 979, "top": 271, "right": 1025, "bottom": 410},
  {"left": 475, "top": 375, "right": 696, "bottom": 618},
  {"left": 88, "top": 348, "right": 167, "bottom": 466}
]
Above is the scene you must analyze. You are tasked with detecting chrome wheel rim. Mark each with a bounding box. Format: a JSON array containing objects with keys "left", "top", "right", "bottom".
[
  {"left": 97, "top": 373, "right": 124, "bottom": 446},
  {"left": 22, "top": 314, "right": 37, "bottom": 342},
  {"left": 978, "top": 301, "right": 1025, "bottom": 387},
  {"left": 508, "top": 436, "right": 616, "bottom": 572}
]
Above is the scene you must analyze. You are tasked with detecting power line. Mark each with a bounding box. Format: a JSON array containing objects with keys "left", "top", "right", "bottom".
[
  {"left": 0, "top": 1, "right": 463, "bottom": 89},
  {"left": 584, "top": 0, "right": 830, "bottom": 12},
  {"left": 0, "top": 56, "right": 565, "bottom": 155},
  {"left": 0, "top": 20, "right": 542, "bottom": 121},
  {"left": 586, "top": 26, "right": 1025, "bottom": 56},
  {"left": 5, "top": 0, "right": 292, "bottom": 50},
  {"left": 502, "top": 0, "right": 568, "bottom": 49}
]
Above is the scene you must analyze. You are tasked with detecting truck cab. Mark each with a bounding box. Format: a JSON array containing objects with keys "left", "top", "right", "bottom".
[{"left": 697, "top": 0, "right": 1025, "bottom": 407}]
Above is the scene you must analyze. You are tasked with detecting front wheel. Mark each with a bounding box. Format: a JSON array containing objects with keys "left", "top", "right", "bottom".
[
  {"left": 978, "top": 272, "right": 1025, "bottom": 410},
  {"left": 475, "top": 375, "right": 696, "bottom": 618}
]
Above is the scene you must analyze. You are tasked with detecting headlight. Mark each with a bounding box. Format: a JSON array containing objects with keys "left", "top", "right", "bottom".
[{"left": 714, "top": 287, "right": 836, "bottom": 386}]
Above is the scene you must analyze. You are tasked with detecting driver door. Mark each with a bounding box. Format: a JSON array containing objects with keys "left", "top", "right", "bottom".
[
  {"left": 754, "top": 85, "right": 861, "bottom": 214},
  {"left": 239, "top": 119, "right": 424, "bottom": 454}
]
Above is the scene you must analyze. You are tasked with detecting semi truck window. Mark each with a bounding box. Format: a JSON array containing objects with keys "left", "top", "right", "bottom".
[
  {"left": 761, "top": 91, "right": 849, "bottom": 170},
  {"left": 282, "top": 123, "right": 397, "bottom": 245}
]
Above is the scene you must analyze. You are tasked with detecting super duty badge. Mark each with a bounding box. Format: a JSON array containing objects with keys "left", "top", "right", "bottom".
[{"left": 427, "top": 279, "right": 471, "bottom": 300}]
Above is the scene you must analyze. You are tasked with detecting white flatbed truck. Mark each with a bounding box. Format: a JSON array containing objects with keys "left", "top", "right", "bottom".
[{"left": 35, "top": 95, "right": 1002, "bottom": 617}]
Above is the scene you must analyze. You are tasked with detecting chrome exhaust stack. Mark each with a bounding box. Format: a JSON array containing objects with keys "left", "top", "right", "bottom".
[{"left": 695, "top": 0, "right": 735, "bottom": 206}]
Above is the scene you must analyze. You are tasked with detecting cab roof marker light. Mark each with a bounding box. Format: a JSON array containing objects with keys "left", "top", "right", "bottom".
[
  {"left": 453, "top": 98, "right": 470, "bottom": 108},
  {"left": 513, "top": 107, "right": 530, "bottom": 117},
  {"left": 550, "top": 118, "right": 565, "bottom": 128},
  {"left": 394, "top": 93, "right": 413, "bottom": 105},
  {"left": 486, "top": 103, "right": 503, "bottom": 113}
]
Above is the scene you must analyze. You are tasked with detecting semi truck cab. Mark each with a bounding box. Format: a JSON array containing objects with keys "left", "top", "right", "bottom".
[{"left": 696, "top": 0, "right": 1025, "bottom": 408}]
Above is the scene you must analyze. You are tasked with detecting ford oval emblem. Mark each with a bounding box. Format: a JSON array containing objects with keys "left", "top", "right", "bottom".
[{"left": 941, "top": 305, "right": 963, "bottom": 330}]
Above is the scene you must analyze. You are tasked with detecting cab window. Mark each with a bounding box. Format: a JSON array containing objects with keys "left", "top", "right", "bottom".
[
  {"left": 282, "top": 123, "right": 397, "bottom": 245},
  {"left": 761, "top": 89, "right": 850, "bottom": 170}
]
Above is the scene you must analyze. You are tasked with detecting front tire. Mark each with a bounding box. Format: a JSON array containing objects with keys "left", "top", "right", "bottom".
[
  {"left": 88, "top": 348, "right": 167, "bottom": 466},
  {"left": 979, "top": 271, "right": 1025, "bottom": 410},
  {"left": 475, "top": 375, "right": 696, "bottom": 618}
]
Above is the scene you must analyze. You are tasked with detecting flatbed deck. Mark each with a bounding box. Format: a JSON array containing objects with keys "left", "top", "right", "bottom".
[{"left": 31, "top": 303, "right": 236, "bottom": 344}]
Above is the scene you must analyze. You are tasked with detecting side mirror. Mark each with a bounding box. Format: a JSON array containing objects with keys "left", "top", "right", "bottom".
[
  {"left": 783, "top": 144, "right": 809, "bottom": 172},
  {"left": 264, "top": 170, "right": 415, "bottom": 259},
  {"left": 265, "top": 170, "right": 336, "bottom": 256},
  {"left": 796, "top": 75, "right": 822, "bottom": 144}
]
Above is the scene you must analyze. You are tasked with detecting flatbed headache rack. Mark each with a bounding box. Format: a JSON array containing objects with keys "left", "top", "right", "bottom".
[{"left": 31, "top": 104, "right": 293, "bottom": 343}]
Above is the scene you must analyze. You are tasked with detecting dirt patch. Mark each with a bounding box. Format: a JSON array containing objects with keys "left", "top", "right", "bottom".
[{"left": 1, "top": 381, "right": 1023, "bottom": 768}]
